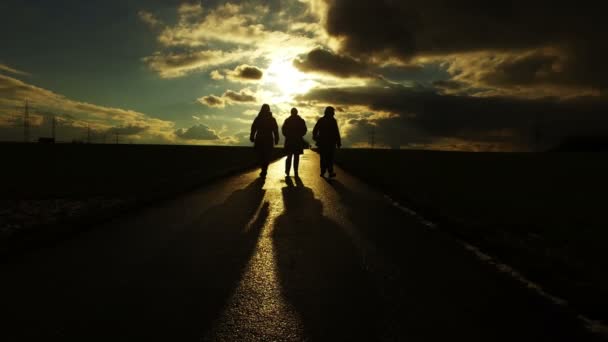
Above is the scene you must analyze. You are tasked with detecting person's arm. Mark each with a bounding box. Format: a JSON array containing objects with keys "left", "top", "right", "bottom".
[
  {"left": 273, "top": 119, "right": 279, "bottom": 145},
  {"left": 250, "top": 118, "right": 257, "bottom": 142},
  {"left": 312, "top": 120, "right": 320, "bottom": 141},
  {"left": 301, "top": 118, "right": 308, "bottom": 137},
  {"left": 281, "top": 119, "right": 287, "bottom": 137}
]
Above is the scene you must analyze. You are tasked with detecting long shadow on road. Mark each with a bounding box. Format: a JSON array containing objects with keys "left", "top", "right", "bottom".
[
  {"left": 1, "top": 178, "right": 269, "bottom": 341},
  {"left": 326, "top": 178, "right": 594, "bottom": 341},
  {"left": 272, "top": 177, "right": 380, "bottom": 340}
]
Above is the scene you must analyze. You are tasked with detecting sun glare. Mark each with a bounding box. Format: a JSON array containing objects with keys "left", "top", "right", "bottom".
[{"left": 264, "top": 58, "right": 316, "bottom": 103}]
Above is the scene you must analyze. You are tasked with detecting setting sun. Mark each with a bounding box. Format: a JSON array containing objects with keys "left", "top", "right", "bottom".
[{"left": 263, "top": 58, "right": 316, "bottom": 102}]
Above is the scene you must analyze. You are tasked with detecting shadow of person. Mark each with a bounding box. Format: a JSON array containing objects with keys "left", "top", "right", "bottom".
[
  {"left": 284, "top": 176, "right": 304, "bottom": 188},
  {"left": 272, "top": 181, "right": 379, "bottom": 340},
  {"left": 38, "top": 178, "right": 270, "bottom": 340}
]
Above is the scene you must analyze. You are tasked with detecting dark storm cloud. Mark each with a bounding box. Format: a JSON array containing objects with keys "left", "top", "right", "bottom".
[
  {"left": 175, "top": 124, "right": 220, "bottom": 141},
  {"left": 320, "top": 0, "right": 604, "bottom": 89},
  {"left": 229, "top": 64, "right": 264, "bottom": 81},
  {"left": 298, "top": 85, "right": 608, "bottom": 149},
  {"left": 293, "top": 47, "right": 372, "bottom": 78}
]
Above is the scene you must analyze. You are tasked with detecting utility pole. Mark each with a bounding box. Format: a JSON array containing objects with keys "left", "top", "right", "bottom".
[{"left": 23, "top": 100, "right": 30, "bottom": 143}]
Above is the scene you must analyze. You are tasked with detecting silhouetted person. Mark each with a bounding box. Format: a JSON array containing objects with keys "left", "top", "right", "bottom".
[
  {"left": 313, "top": 106, "right": 341, "bottom": 178},
  {"left": 250, "top": 104, "right": 279, "bottom": 177},
  {"left": 282, "top": 107, "right": 307, "bottom": 177}
]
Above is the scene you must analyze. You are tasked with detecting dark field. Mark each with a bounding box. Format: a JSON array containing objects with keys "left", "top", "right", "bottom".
[
  {"left": 335, "top": 149, "right": 608, "bottom": 322},
  {"left": 0, "top": 143, "right": 283, "bottom": 248},
  {"left": 1, "top": 143, "right": 282, "bottom": 199}
]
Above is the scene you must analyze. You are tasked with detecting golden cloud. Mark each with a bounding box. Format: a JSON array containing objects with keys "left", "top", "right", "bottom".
[
  {"left": 142, "top": 50, "right": 247, "bottom": 79},
  {"left": 0, "top": 74, "right": 176, "bottom": 143},
  {"left": 197, "top": 88, "right": 258, "bottom": 108}
]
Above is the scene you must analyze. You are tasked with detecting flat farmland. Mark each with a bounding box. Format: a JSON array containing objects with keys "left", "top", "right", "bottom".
[
  {"left": 0, "top": 143, "right": 283, "bottom": 249},
  {"left": 335, "top": 148, "right": 608, "bottom": 322}
]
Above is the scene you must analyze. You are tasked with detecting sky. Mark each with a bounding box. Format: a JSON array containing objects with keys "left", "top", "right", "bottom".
[{"left": 0, "top": 0, "right": 604, "bottom": 150}]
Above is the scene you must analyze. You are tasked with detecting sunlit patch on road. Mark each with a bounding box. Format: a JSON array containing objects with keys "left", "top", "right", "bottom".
[{"left": 204, "top": 158, "right": 304, "bottom": 341}]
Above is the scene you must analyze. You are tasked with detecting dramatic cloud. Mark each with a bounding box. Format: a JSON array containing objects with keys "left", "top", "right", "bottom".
[
  {"left": 228, "top": 64, "right": 264, "bottom": 81},
  {"left": 0, "top": 74, "right": 175, "bottom": 143},
  {"left": 431, "top": 49, "right": 599, "bottom": 98},
  {"left": 198, "top": 95, "right": 225, "bottom": 108},
  {"left": 223, "top": 89, "right": 256, "bottom": 103},
  {"left": 319, "top": 1, "right": 600, "bottom": 57},
  {"left": 197, "top": 88, "right": 257, "bottom": 108},
  {"left": 175, "top": 124, "right": 220, "bottom": 141},
  {"left": 210, "top": 64, "right": 265, "bottom": 82},
  {"left": 298, "top": 85, "right": 608, "bottom": 150},
  {"left": 312, "top": 0, "right": 603, "bottom": 96},
  {"left": 158, "top": 3, "right": 269, "bottom": 47},
  {"left": 141, "top": 1, "right": 319, "bottom": 78},
  {"left": 293, "top": 47, "right": 372, "bottom": 78},
  {"left": 143, "top": 50, "right": 245, "bottom": 79}
]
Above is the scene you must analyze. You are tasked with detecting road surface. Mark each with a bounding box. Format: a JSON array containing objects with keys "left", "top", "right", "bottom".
[{"left": 0, "top": 151, "right": 595, "bottom": 341}]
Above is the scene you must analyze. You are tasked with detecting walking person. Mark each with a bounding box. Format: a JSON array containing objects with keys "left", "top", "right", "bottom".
[
  {"left": 282, "top": 108, "right": 308, "bottom": 177},
  {"left": 313, "top": 106, "right": 341, "bottom": 178},
  {"left": 250, "top": 104, "right": 279, "bottom": 177}
]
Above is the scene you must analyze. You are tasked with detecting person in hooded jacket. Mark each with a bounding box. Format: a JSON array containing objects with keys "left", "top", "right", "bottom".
[
  {"left": 282, "top": 107, "right": 307, "bottom": 177},
  {"left": 250, "top": 104, "right": 279, "bottom": 177},
  {"left": 313, "top": 106, "right": 341, "bottom": 178}
]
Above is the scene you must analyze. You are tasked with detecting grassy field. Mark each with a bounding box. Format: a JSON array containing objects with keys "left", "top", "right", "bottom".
[
  {"left": 0, "top": 143, "right": 283, "bottom": 250},
  {"left": 335, "top": 148, "right": 608, "bottom": 321},
  {"left": 1, "top": 143, "right": 282, "bottom": 199}
]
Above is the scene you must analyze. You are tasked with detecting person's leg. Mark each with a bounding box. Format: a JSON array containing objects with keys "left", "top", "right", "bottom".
[
  {"left": 328, "top": 147, "right": 336, "bottom": 176},
  {"left": 293, "top": 153, "right": 300, "bottom": 176},
  {"left": 285, "top": 153, "right": 292, "bottom": 175},
  {"left": 260, "top": 148, "right": 270, "bottom": 176},
  {"left": 319, "top": 148, "right": 327, "bottom": 176},
  {"left": 256, "top": 148, "right": 264, "bottom": 175}
]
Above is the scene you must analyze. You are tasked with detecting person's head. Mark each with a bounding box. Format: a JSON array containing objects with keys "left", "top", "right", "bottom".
[
  {"left": 291, "top": 108, "right": 298, "bottom": 116},
  {"left": 259, "top": 104, "right": 271, "bottom": 117},
  {"left": 324, "top": 106, "right": 335, "bottom": 117}
]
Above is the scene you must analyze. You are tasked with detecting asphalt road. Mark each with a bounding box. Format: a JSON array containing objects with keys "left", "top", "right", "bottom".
[{"left": 0, "top": 151, "right": 596, "bottom": 341}]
